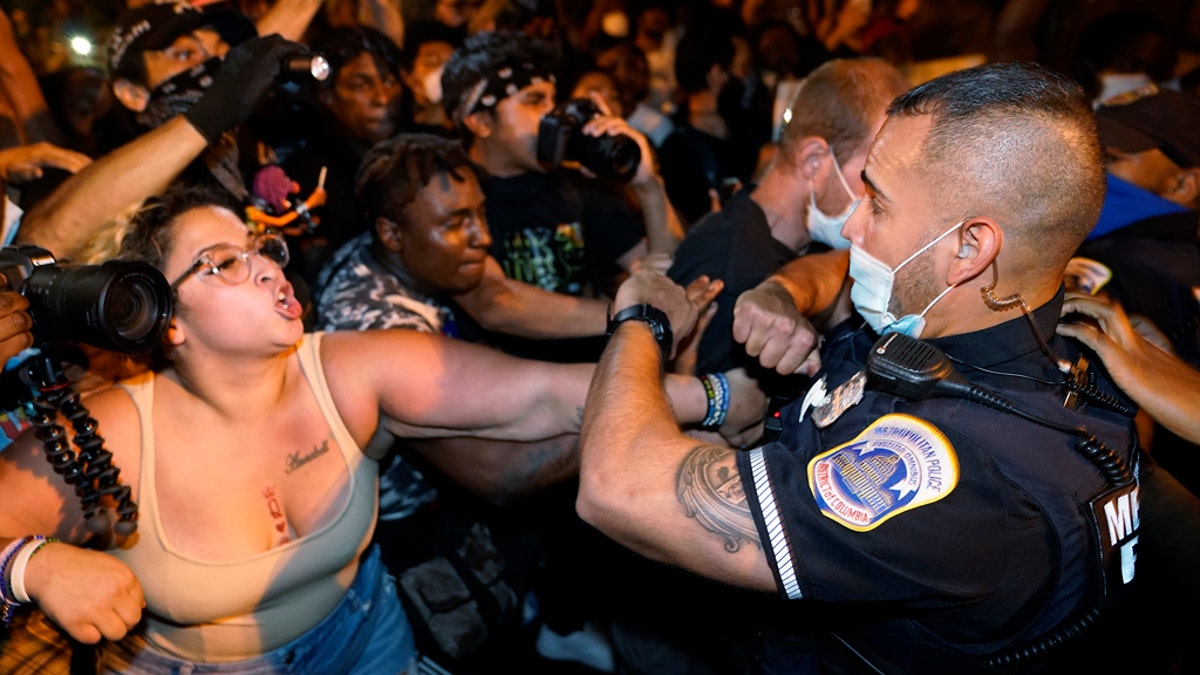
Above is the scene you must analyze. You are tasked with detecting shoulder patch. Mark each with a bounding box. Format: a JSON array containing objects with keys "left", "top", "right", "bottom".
[{"left": 808, "top": 413, "right": 958, "bottom": 531}]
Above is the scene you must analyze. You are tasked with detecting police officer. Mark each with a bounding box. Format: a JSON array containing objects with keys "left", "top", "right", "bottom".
[{"left": 576, "top": 62, "right": 1140, "bottom": 672}]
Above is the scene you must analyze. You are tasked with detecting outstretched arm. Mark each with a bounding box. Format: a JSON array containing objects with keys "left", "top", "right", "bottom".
[
  {"left": 324, "top": 323, "right": 763, "bottom": 452},
  {"left": 449, "top": 256, "right": 608, "bottom": 338},
  {"left": 407, "top": 433, "right": 581, "bottom": 507},
  {"left": 16, "top": 35, "right": 308, "bottom": 259},
  {"left": 0, "top": 9, "right": 64, "bottom": 145},
  {"left": 576, "top": 270, "right": 776, "bottom": 590},
  {"left": 15, "top": 117, "right": 208, "bottom": 257}
]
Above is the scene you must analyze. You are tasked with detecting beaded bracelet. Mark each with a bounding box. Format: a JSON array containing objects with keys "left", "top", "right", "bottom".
[
  {"left": 10, "top": 536, "right": 57, "bottom": 604},
  {"left": 1, "top": 536, "right": 37, "bottom": 626},
  {"left": 700, "top": 372, "right": 730, "bottom": 430}
]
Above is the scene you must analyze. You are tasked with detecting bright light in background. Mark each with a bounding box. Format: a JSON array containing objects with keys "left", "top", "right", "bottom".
[{"left": 69, "top": 36, "right": 93, "bottom": 57}]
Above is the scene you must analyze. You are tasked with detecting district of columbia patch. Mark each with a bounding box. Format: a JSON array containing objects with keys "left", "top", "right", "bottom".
[{"left": 808, "top": 413, "right": 959, "bottom": 531}]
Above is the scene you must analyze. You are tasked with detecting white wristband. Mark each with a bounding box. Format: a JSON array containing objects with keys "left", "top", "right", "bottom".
[{"left": 9, "top": 536, "right": 50, "bottom": 604}]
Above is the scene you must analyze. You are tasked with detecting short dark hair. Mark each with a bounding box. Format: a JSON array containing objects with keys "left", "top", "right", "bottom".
[
  {"left": 310, "top": 25, "right": 403, "bottom": 93},
  {"left": 889, "top": 61, "right": 1105, "bottom": 275},
  {"left": 399, "top": 19, "right": 464, "bottom": 72},
  {"left": 355, "top": 133, "right": 477, "bottom": 238},
  {"left": 441, "top": 31, "right": 560, "bottom": 129}
]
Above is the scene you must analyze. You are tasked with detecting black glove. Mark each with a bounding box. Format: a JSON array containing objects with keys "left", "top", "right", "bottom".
[{"left": 183, "top": 34, "right": 308, "bottom": 144}]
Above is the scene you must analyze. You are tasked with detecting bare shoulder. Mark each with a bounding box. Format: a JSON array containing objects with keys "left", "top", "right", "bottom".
[
  {"left": 80, "top": 381, "right": 142, "bottom": 451},
  {"left": 316, "top": 329, "right": 446, "bottom": 444}
]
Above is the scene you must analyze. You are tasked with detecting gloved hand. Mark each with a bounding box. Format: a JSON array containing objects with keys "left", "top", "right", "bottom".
[{"left": 183, "top": 34, "right": 309, "bottom": 144}]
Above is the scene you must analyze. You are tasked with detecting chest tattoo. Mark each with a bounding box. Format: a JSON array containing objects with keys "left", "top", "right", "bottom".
[
  {"left": 262, "top": 485, "right": 292, "bottom": 545},
  {"left": 285, "top": 439, "right": 331, "bottom": 474}
]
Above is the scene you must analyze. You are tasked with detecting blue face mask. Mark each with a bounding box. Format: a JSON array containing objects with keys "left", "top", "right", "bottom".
[
  {"left": 848, "top": 219, "right": 965, "bottom": 337},
  {"left": 806, "top": 149, "right": 858, "bottom": 249}
]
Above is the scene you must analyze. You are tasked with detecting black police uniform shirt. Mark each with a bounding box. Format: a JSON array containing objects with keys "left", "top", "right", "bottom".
[{"left": 735, "top": 294, "right": 1139, "bottom": 666}]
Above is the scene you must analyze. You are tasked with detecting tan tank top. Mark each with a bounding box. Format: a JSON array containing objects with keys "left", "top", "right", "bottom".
[{"left": 109, "top": 333, "right": 378, "bottom": 661}]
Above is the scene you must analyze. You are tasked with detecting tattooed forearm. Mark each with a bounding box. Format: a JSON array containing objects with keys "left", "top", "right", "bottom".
[
  {"left": 494, "top": 436, "right": 581, "bottom": 505},
  {"left": 676, "top": 445, "right": 762, "bottom": 553}
]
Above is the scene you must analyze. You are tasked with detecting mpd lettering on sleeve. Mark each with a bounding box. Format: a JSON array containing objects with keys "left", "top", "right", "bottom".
[
  {"left": 1091, "top": 484, "right": 1140, "bottom": 587},
  {"left": 808, "top": 414, "right": 959, "bottom": 531}
]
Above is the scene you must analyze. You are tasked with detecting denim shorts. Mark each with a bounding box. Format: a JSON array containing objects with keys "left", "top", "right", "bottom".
[{"left": 98, "top": 544, "right": 416, "bottom": 675}]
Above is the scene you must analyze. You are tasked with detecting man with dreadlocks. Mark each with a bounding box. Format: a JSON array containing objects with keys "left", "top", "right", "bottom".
[{"left": 312, "top": 133, "right": 756, "bottom": 669}]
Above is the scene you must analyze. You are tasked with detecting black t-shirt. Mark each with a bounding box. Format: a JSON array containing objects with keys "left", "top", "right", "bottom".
[
  {"left": 478, "top": 169, "right": 644, "bottom": 362},
  {"left": 479, "top": 169, "right": 644, "bottom": 298},
  {"left": 668, "top": 191, "right": 811, "bottom": 395}
]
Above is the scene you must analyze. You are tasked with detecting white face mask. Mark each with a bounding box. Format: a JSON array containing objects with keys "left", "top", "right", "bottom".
[
  {"left": 422, "top": 65, "right": 445, "bottom": 104},
  {"left": 848, "top": 219, "right": 965, "bottom": 337},
  {"left": 806, "top": 149, "right": 859, "bottom": 249}
]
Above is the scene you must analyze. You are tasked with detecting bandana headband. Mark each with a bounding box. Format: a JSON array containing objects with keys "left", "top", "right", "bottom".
[{"left": 454, "top": 58, "right": 555, "bottom": 124}]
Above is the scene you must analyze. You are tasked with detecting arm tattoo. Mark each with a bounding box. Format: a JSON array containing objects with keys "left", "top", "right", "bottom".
[{"left": 676, "top": 445, "right": 762, "bottom": 553}]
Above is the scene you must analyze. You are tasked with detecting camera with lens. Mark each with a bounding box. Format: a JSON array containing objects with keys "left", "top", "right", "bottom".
[
  {"left": 0, "top": 245, "right": 173, "bottom": 355},
  {"left": 536, "top": 98, "right": 642, "bottom": 182}
]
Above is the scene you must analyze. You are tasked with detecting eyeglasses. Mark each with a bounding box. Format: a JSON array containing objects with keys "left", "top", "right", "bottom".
[{"left": 169, "top": 233, "right": 290, "bottom": 291}]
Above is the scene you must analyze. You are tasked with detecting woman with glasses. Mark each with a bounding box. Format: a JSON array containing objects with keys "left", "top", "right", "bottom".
[{"left": 0, "top": 184, "right": 754, "bottom": 673}]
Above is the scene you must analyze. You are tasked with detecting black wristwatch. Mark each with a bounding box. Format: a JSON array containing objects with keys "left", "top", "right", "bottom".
[{"left": 606, "top": 303, "right": 673, "bottom": 358}]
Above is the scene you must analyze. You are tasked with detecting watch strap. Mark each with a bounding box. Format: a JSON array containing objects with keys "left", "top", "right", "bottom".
[{"left": 606, "top": 303, "right": 673, "bottom": 358}]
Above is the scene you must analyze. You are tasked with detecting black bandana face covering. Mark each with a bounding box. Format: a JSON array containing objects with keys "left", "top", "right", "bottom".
[{"left": 135, "top": 56, "right": 221, "bottom": 130}]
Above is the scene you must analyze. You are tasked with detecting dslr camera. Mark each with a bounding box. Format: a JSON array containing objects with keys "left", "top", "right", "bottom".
[
  {"left": 536, "top": 99, "right": 642, "bottom": 182},
  {"left": 0, "top": 245, "right": 172, "bottom": 355}
]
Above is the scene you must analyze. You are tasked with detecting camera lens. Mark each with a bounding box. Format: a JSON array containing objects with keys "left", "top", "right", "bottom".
[
  {"left": 581, "top": 134, "right": 641, "bottom": 182},
  {"left": 103, "top": 271, "right": 159, "bottom": 343},
  {"left": 24, "top": 261, "right": 173, "bottom": 354}
]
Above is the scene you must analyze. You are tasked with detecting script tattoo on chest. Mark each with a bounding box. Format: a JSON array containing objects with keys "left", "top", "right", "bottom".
[{"left": 285, "top": 439, "right": 331, "bottom": 474}]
